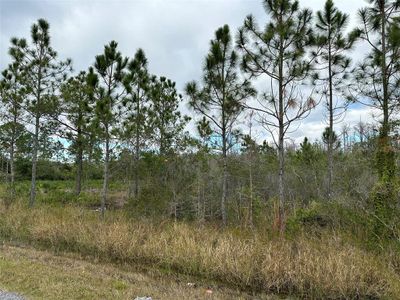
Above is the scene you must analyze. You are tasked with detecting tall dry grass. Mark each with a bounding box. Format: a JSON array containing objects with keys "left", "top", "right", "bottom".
[{"left": 0, "top": 203, "right": 398, "bottom": 299}]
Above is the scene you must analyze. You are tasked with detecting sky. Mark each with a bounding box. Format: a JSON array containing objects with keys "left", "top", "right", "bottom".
[{"left": 0, "top": 0, "right": 379, "bottom": 145}]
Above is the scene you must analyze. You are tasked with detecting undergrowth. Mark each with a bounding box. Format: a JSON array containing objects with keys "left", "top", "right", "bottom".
[{"left": 0, "top": 201, "right": 399, "bottom": 299}]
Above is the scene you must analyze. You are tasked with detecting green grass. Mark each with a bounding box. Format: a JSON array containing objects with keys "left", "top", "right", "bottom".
[
  {"left": 0, "top": 244, "right": 263, "bottom": 300},
  {"left": 7, "top": 180, "right": 127, "bottom": 207}
]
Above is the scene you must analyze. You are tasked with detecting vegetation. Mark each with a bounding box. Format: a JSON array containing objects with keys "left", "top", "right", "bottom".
[
  {"left": 0, "top": 245, "right": 259, "bottom": 299},
  {"left": 0, "top": 193, "right": 399, "bottom": 299},
  {"left": 0, "top": 0, "right": 399, "bottom": 298}
]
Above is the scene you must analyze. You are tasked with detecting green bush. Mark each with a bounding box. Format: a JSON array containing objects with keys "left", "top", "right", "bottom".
[
  {"left": 286, "top": 202, "right": 332, "bottom": 235},
  {"left": 286, "top": 201, "right": 371, "bottom": 239}
]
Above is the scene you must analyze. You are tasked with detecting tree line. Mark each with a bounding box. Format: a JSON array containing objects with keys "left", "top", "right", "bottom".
[{"left": 0, "top": 0, "right": 399, "bottom": 232}]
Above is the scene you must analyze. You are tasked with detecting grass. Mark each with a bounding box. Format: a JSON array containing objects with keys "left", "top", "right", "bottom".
[
  {"left": 8, "top": 180, "right": 127, "bottom": 208},
  {"left": 0, "top": 244, "right": 263, "bottom": 299},
  {"left": 0, "top": 200, "right": 399, "bottom": 299}
]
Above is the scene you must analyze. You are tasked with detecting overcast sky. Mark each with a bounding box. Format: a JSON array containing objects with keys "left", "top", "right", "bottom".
[{"left": 0, "top": 0, "right": 379, "bottom": 145}]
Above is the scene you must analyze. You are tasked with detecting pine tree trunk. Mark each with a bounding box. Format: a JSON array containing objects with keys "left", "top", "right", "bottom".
[
  {"left": 277, "top": 34, "right": 285, "bottom": 234},
  {"left": 9, "top": 144, "right": 14, "bottom": 187},
  {"left": 29, "top": 112, "right": 40, "bottom": 207},
  {"left": 101, "top": 126, "right": 110, "bottom": 218},
  {"left": 196, "top": 165, "right": 203, "bottom": 221},
  {"left": 75, "top": 133, "right": 83, "bottom": 196},
  {"left": 221, "top": 128, "right": 227, "bottom": 226},
  {"left": 9, "top": 142, "right": 15, "bottom": 200},
  {"left": 30, "top": 63, "right": 42, "bottom": 208},
  {"left": 203, "top": 158, "right": 208, "bottom": 220},
  {"left": 328, "top": 37, "right": 334, "bottom": 200},
  {"left": 9, "top": 113, "right": 16, "bottom": 198},
  {"left": 222, "top": 155, "right": 227, "bottom": 226},
  {"left": 278, "top": 126, "right": 285, "bottom": 233},
  {"left": 134, "top": 109, "right": 140, "bottom": 199},
  {"left": 248, "top": 155, "right": 254, "bottom": 227},
  {"left": 130, "top": 89, "right": 141, "bottom": 199},
  {"left": 378, "top": 2, "right": 393, "bottom": 180},
  {"left": 127, "top": 154, "right": 133, "bottom": 198}
]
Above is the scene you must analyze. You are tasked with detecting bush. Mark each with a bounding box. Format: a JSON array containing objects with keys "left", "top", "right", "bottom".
[
  {"left": 286, "top": 202, "right": 332, "bottom": 235},
  {"left": 368, "top": 180, "right": 400, "bottom": 243}
]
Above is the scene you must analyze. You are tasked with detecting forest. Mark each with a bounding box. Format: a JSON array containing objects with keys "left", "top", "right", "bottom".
[{"left": 0, "top": 0, "right": 399, "bottom": 299}]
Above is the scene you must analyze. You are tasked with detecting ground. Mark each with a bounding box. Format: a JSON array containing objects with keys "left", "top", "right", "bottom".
[{"left": 0, "top": 244, "right": 277, "bottom": 300}]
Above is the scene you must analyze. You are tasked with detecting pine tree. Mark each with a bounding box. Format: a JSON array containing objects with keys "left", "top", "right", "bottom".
[
  {"left": 122, "top": 49, "right": 150, "bottom": 198},
  {"left": 194, "top": 117, "right": 213, "bottom": 220},
  {"left": 196, "top": 117, "right": 213, "bottom": 153},
  {"left": 237, "top": 0, "right": 316, "bottom": 232},
  {"left": 186, "top": 25, "right": 255, "bottom": 225},
  {"left": 149, "top": 76, "right": 189, "bottom": 156},
  {"left": 0, "top": 62, "right": 26, "bottom": 197},
  {"left": 89, "top": 41, "right": 128, "bottom": 216},
  {"left": 8, "top": 19, "right": 71, "bottom": 206},
  {"left": 322, "top": 127, "right": 339, "bottom": 150},
  {"left": 314, "top": 0, "right": 359, "bottom": 199},
  {"left": 297, "top": 137, "right": 315, "bottom": 165},
  {"left": 60, "top": 71, "right": 94, "bottom": 195},
  {"left": 354, "top": 0, "right": 400, "bottom": 180},
  {"left": 241, "top": 111, "right": 258, "bottom": 227},
  {"left": 353, "top": 0, "right": 400, "bottom": 241}
]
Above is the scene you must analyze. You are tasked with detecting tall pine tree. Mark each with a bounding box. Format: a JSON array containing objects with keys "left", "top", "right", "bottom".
[
  {"left": 0, "top": 62, "right": 26, "bottom": 197},
  {"left": 60, "top": 71, "right": 94, "bottom": 195},
  {"left": 89, "top": 41, "right": 128, "bottom": 216},
  {"left": 353, "top": 0, "right": 400, "bottom": 240},
  {"left": 353, "top": 0, "right": 400, "bottom": 180},
  {"left": 186, "top": 25, "right": 255, "bottom": 225},
  {"left": 314, "top": 0, "right": 358, "bottom": 199},
  {"left": 237, "top": 0, "right": 316, "bottom": 232},
  {"left": 8, "top": 19, "right": 71, "bottom": 206},
  {"left": 122, "top": 49, "right": 150, "bottom": 198}
]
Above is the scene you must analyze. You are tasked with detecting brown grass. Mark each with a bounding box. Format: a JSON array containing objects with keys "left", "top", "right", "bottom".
[
  {"left": 0, "top": 244, "right": 263, "bottom": 300},
  {"left": 0, "top": 203, "right": 399, "bottom": 299}
]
